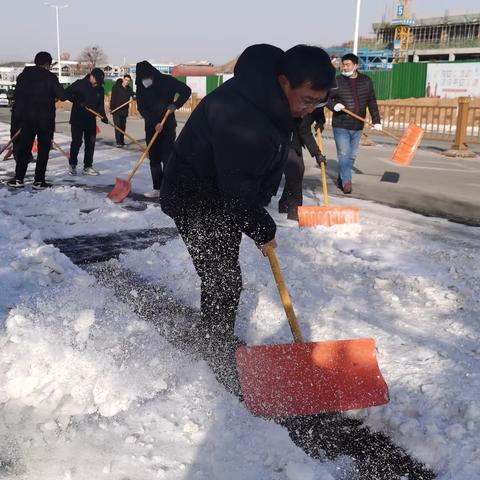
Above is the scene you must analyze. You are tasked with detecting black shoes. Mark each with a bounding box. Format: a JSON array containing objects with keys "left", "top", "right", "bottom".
[
  {"left": 32, "top": 181, "right": 52, "bottom": 190},
  {"left": 7, "top": 178, "right": 24, "bottom": 188}
]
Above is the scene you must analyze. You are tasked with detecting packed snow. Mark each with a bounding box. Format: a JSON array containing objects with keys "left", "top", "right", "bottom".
[{"left": 1, "top": 123, "right": 479, "bottom": 479}]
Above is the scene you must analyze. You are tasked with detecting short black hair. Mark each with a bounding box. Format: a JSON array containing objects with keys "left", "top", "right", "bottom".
[
  {"left": 34, "top": 51, "right": 53, "bottom": 66},
  {"left": 278, "top": 45, "right": 336, "bottom": 90},
  {"left": 341, "top": 53, "right": 359, "bottom": 65},
  {"left": 123, "top": 74, "right": 132, "bottom": 79}
]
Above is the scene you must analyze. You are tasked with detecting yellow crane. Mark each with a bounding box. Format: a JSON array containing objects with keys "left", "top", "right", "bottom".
[{"left": 392, "top": 0, "right": 414, "bottom": 63}]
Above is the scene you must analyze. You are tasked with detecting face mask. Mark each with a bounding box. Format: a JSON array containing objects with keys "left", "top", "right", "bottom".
[
  {"left": 142, "top": 78, "right": 153, "bottom": 88},
  {"left": 342, "top": 70, "right": 355, "bottom": 77}
]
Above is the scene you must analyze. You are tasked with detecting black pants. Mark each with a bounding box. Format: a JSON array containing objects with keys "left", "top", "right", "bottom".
[
  {"left": 69, "top": 124, "right": 96, "bottom": 168},
  {"left": 171, "top": 204, "right": 243, "bottom": 341},
  {"left": 15, "top": 119, "right": 54, "bottom": 182},
  {"left": 113, "top": 114, "right": 127, "bottom": 145},
  {"left": 279, "top": 148, "right": 305, "bottom": 208},
  {"left": 145, "top": 123, "right": 176, "bottom": 190}
]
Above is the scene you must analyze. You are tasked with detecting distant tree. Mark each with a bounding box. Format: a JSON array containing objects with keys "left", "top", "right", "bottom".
[{"left": 77, "top": 45, "right": 108, "bottom": 73}]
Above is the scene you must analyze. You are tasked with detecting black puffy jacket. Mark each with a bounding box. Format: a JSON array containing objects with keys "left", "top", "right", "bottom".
[
  {"left": 110, "top": 79, "right": 134, "bottom": 116},
  {"left": 12, "top": 66, "right": 67, "bottom": 128},
  {"left": 135, "top": 61, "right": 191, "bottom": 131},
  {"left": 161, "top": 44, "right": 294, "bottom": 245},
  {"left": 330, "top": 73, "right": 380, "bottom": 130},
  {"left": 66, "top": 76, "right": 106, "bottom": 129}
]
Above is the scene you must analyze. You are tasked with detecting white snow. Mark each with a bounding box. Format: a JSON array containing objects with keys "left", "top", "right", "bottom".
[{"left": 1, "top": 122, "right": 479, "bottom": 479}]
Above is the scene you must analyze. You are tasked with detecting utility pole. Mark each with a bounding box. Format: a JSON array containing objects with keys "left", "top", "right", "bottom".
[
  {"left": 353, "top": 0, "right": 362, "bottom": 55},
  {"left": 45, "top": 3, "right": 68, "bottom": 83}
]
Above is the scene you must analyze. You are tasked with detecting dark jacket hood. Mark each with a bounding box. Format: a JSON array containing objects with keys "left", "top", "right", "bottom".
[
  {"left": 135, "top": 61, "right": 161, "bottom": 83},
  {"left": 233, "top": 44, "right": 292, "bottom": 134}
]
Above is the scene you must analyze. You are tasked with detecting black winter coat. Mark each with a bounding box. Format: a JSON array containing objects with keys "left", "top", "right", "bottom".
[
  {"left": 12, "top": 66, "right": 67, "bottom": 129},
  {"left": 161, "top": 44, "right": 294, "bottom": 246},
  {"left": 110, "top": 80, "right": 134, "bottom": 116},
  {"left": 135, "top": 61, "right": 191, "bottom": 131},
  {"left": 330, "top": 73, "right": 380, "bottom": 130},
  {"left": 66, "top": 76, "right": 106, "bottom": 129}
]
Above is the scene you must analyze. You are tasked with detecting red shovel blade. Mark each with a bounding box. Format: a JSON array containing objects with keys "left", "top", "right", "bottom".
[
  {"left": 96, "top": 125, "right": 101, "bottom": 135},
  {"left": 107, "top": 177, "right": 131, "bottom": 203},
  {"left": 236, "top": 338, "right": 389, "bottom": 417},
  {"left": 392, "top": 123, "right": 424, "bottom": 166}
]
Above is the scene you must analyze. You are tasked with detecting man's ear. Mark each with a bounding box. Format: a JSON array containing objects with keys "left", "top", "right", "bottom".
[{"left": 277, "top": 74, "right": 290, "bottom": 90}]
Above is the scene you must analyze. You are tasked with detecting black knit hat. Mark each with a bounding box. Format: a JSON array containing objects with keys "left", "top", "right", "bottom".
[{"left": 91, "top": 68, "right": 105, "bottom": 85}]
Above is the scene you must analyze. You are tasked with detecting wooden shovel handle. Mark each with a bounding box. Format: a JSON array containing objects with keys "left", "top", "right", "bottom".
[
  {"left": 342, "top": 107, "right": 401, "bottom": 142},
  {"left": 265, "top": 247, "right": 304, "bottom": 343},
  {"left": 51, "top": 140, "right": 70, "bottom": 161},
  {"left": 0, "top": 128, "right": 21, "bottom": 156},
  {"left": 85, "top": 106, "right": 146, "bottom": 152},
  {"left": 127, "top": 110, "right": 170, "bottom": 182},
  {"left": 110, "top": 98, "right": 133, "bottom": 115},
  {"left": 316, "top": 130, "right": 329, "bottom": 207}
]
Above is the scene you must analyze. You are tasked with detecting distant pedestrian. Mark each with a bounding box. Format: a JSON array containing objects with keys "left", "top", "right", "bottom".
[
  {"left": 278, "top": 107, "right": 327, "bottom": 220},
  {"left": 329, "top": 53, "right": 381, "bottom": 194},
  {"left": 135, "top": 61, "right": 191, "bottom": 198},
  {"left": 7, "top": 51, "right": 67, "bottom": 189},
  {"left": 110, "top": 74, "right": 135, "bottom": 148},
  {"left": 66, "top": 68, "right": 107, "bottom": 176}
]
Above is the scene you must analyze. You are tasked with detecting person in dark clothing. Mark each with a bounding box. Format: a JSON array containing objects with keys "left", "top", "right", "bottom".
[
  {"left": 110, "top": 74, "right": 135, "bottom": 147},
  {"left": 7, "top": 51, "right": 67, "bottom": 189},
  {"left": 66, "top": 68, "right": 107, "bottom": 176},
  {"left": 135, "top": 61, "right": 191, "bottom": 198},
  {"left": 278, "top": 107, "right": 327, "bottom": 220},
  {"left": 160, "top": 44, "right": 336, "bottom": 394},
  {"left": 329, "top": 53, "right": 381, "bottom": 194}
]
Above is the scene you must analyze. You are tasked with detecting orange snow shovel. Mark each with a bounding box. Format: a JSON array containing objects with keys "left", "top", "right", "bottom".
[
  {"left": 236, "top": 248, "right": 389, "bottom": 417},
  {"left": 298, "top": 130, "right": 360, "bottom": 228},
  {"left": 0, "top": 128, "right": 21, "bottom": 157},
  {"left": 107, "top": 111, "right": 170, "bottom": 203},
  {"left": 343, "top": 107, "right": 424, "bottom": 166}
]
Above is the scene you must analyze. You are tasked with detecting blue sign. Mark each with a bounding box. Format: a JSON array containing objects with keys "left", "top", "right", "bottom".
[{"left": 397, "top": 5, "right": 404, "bottom": 17}]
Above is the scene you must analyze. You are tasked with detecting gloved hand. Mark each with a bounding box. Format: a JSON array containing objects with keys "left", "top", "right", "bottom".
[
  {"left": 315, "top": 153, "right": 327, "bottom": 167},
  {"left": 101, "top": 116, "right": 109, "bottom": 124},
  {"left": 314, "top": 122, "right": 325, "bottom": 133},
  {"left": 333, "top": 103, "right": 345, "bottom": 112},
  {"left": 167, "top": 104, "right": 177, "bottom": 113},
  {"left": 372, "top": 123, "right": 383, "bottom": 131}
]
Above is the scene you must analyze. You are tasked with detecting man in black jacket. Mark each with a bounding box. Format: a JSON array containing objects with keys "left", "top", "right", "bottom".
[
  {"left": 329, "top": 53, "right": 381, "bottom": 194},
  {"left": 7, "top": 51, "right": 68, "bottom": 189},
  {"left": 135, "top": 61, "right": 191, "bottom": 198},
  {"left": 160, "top": 44, "right": 336, "bottom": 393},
  {"left": 110, "top": 74, "right": 135, "bottom": 147},
  {"left": 278, "top": 107, "right": 327, "bottom": 220},
  {"left": 66, "top": 68, "right": 107, "bottom": 176}
]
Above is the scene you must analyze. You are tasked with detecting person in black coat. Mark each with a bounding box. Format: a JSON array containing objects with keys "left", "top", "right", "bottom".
[
  {"left": 328, "top": 53, "right": 381, "bottom": 194},
  {"left": 135, "top": 61, "right": 191, "bottom": 198},
  {"left": 110, "top": 74, "right": 135, "bottom": 147},
  {"left": 278, "top": 107, "right": 327, "bottom": 220},
  {"left": 65, "top": 68, "right": 107, "bottom": 176},
  {"left": 7, "top": 51, "right": 68, "bottom": 189},
  {"left": 160, "top": 44, "right": 336, "bottom": 393}
]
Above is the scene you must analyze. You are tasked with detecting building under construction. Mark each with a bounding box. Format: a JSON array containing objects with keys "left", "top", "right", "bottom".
[{"left": 373, "top": 13, "right": 480, "bottom": 62}]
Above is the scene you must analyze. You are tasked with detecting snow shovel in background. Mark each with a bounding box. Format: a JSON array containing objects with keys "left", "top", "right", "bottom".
[
  {"left": 107, "top": 110, "right": 170, "bottom": 203},
  {"left": 236, "top": 247, "right": 389, "bottom": 417},
  {"left": 0, "top": 128, "right": 21, "bottom": 157},
  {"left": 298, "top": 130, "right": 360, "bottom": 228},
  {"left": 85, "top": 106, "right": 146, "bottom": 152},
  {"left": 51, "top": 140, "right": 70, "bottom": 161},
  {"left": 110, "top": 98, "right": 134, "bottom": 115},
  {"left": 342, "top": 107, "right": 424, "bottom": 166}
]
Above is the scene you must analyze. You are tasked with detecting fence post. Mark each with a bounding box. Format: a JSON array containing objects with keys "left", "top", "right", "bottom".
[{"left": 443, "top": 97, "right": 476, "bottom": 158}]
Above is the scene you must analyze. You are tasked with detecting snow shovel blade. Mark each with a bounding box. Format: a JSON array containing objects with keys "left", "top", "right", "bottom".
[
  {"left": 236, "top": 338, "right": 389, "bottom": 417},
  {"left": 107, "top": 177, "right": 131, "bottom": 203},
  {"left": 298, "top": 206, "right": 360, "bottom": 228},
  {"left": 392, "top": 123, "right": 424, "bottom": 166}
]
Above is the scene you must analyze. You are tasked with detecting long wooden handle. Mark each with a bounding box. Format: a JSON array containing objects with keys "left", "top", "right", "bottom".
[
  {"left": 51, "top": 140, "right": 70, "bottom": 161},
  {"left": 342, "top": 107, "right": 401, "bottom": 142},
  {"left": 85, "top": 106, "right": 146, "bottom": 152},
  {"left": 127, "top": 110, "right": 170, "bottom": 182},
  {"left": 266, "top": 247, "right": 304, "bottom": 343},
  {"left": 110, "top": 98, "right": 133, "bottom": 115},
  {"left": 0, "top": 128, "right": 21, "bottom": 156},
  {"left": 316, "top": 130, "right": 329, "bottom": 207}
]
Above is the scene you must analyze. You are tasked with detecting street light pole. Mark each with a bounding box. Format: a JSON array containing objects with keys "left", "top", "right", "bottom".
[
  {"left": 45, "top": 3, "right": 68, "bottom": 83},
  {"left": 353, "top": 0, "right": 361, "bottom": 55}
]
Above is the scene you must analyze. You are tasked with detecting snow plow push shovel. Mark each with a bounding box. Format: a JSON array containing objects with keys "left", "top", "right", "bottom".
[
  {"left": 298, "top": 130, "right": 360, "bottom": 228},
  {"left": 107, "top": 111, "right": 170, "bottom": 203},
  {"left": 236, "top": 248, "right": 389, "bottom": 417},
  {"left": 342, "top": 107, "right": 424, "bottom": 166}
]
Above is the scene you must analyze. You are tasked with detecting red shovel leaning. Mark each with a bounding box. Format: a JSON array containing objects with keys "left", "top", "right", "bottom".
[
  {"left": 236, "top": 247, "right": 389, "bottom": 417},
  {"left": 107, "top": 111, "right": 170, "bottom": 203}
]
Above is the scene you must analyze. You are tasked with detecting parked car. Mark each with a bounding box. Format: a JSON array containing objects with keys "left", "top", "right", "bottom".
[{"left": 0, "top": 92, "right": 9, "bottom": 107}]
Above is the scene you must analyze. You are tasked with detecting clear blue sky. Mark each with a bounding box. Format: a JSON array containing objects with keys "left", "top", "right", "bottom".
[{"left": 1, "top": 0, "right": 479, "bottom": 64}]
